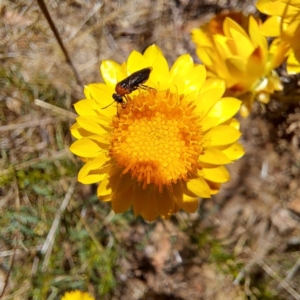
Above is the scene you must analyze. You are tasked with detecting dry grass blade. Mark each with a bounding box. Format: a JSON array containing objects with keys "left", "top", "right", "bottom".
[
  {"left": 257, "top": 259, "right": 300, "bottom": 300},
  {"left": 0, "top": 117, "right": 61, "bottom": 132},
  {"left": 40, "top": 179, "right": 77, "bottom": 271},
  {"left": 34, "top": 99, "right": 77, "bottom": 119}
]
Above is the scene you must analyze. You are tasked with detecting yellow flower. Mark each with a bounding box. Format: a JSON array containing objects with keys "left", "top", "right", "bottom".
[
  {"left": 70, "top": 45, "right": 244, "bottom": 221},
  {"left": 61, "top": 290, "right": 94, "bottom": 300},
  {"left": 191, "top": 12, "right": 284, "bottom": 117},
  {"left": 256, "top": 0, "right": 300, "bottom": 74}
]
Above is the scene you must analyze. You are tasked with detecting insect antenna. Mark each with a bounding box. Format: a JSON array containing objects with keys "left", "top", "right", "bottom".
[{"left": 101, "top": 101, "right": 116, "bottom": 109}]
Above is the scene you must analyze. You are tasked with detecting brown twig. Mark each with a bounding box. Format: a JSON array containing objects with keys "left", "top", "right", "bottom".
[{"left": 36, "top": 0, "right": 83, "bottom": 87}]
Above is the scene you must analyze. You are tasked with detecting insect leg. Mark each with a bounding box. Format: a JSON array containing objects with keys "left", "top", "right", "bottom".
[{"left": 139, "top": 85, "right": 156, "bottom": 92}]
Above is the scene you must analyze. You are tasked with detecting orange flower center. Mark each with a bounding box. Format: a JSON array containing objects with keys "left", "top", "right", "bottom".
[{"left": 109, "top": 90, "right": 203, "bottom": 191}]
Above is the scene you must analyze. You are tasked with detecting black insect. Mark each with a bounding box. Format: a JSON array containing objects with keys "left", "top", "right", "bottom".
[{"left": 102, "top": 67, "right": 152, "bottom": 109}]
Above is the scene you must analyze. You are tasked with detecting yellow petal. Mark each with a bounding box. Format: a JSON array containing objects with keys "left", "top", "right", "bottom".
[
  {"left": 225, "top": 18, "right": 254, "bottom": 58},
  {"left": 144, "top": 45, "right": 170, "bottom": 90},
  {"left": 89, "top": 135, "right": 110, "bottom": 147},
  {"left": 179, "top": 198, "right": 199, "bottom": 213},
  {"left": 222, "top": 142, "right": 245, "bottom": 161},
  {"left": 84, "top": 83, "right": 116, "bottom": 117},
  {"left": 201, "top": 116, "right": 220, "bottom": 133},
  {"left": 206, "top": 180, "right": 221, "bottom": 195},
  {"left": 170, "top": 55, "right": 197, "bottom": 93},
  {"left": 133, "top": 189, "right": 178, "bottom": 221},
  {"left": 191, "top": 28, "right": 214, "bottom": 48},
  {"left": 203, "top": 166, "right": 230, "bottom": 183},
  {"left": 213, "top": 34, "right": 232, "bottom": 60},
  {"left": 70, "top": 123, "right": 83, "bottom": 139},
  {"left": 61, "top": 291, "right": 94, "bottom": 300},
  {"left": 78, "top": 115, "right": 109, "bottom": 128},
  {"left": 223, "top": 16, "right": 248, "bottom": 40},
  {"left": 248, "top": 16, "right": 268, "bottom": 51},
  {"left": 284, "top": 19, "right": 300, "bottom": 40},
  {"left": 127, "top": 50, "right": 148, "bottom": 73},
  {"left": 144, "top": 45, "right": 168, "bottom": 69},
  {"left": 172, "top": 183, "right": 199, "bottom": 212},
  {"left": 155, "top": 189, "right": 177, "bottom": 219},
  {"left": 111, "top": 192, "right": 132, "bottom": 213},
  {"left": 170, "top": 54, "right": 194, "bottom": 81},
  {"left": 133, "top": 188, "right": 159, "bottom": 221},
  {"left": 183, "top": 65, "right": 207, "bottom": 95},
  {"left": 199, "top": 147, "right": 232, "bottom": 165},
  {"left": 256, "top": 0, "right": 300, "bottom": 20},
  {"left": 70, "top": 138, "right": 103, "bottom": 158},
  {"left": 74, "top": 99, "right": 112, "bottom": 122},
  {"left": 196, "top": 47, "right": 215, "bottom": 67},
  {"left": 195, "top": 78, "right": 226, "bottom": 115},
  {"left": 269, "top": 38, "right": 290, "bottom": 68},
  {"left": 246, "top": 47, "right": 266, "bottom": 78},
  {"left": 260, "top": 16, "right": 282, "bottom": 37},
  {"left": 204, "top": 125, "right": 241, "bottom": 147},
  {"left": 100, "top": 60, "right": 123, "bottom": 87},
  {"left": 74, "top": 99, "right": 97, "bottom": 116},
  {"left": 207, "top": 97, "right": 241, "bottom": 124},
  {"left": 76, "top": 116, "right": 108, "bottom": 135},
  {"left": 97, "top": 175, "right": 112, "bottom": 198},
  {"left": 112, "top": 186, "right": 133, "bottom": 213},
  {"left": 240, "top": 104, "right": 250, "bottom": 117},
  {"left": 187, "top": 177, "right": 211, "bottom": 198},
  {"left": 225, "top": 56, "right": 246, "bottom": 77},
  {"left": 78, "top": 154, "right": 110, "bottom": 184},
  {"left": 85, "top": 83, "right": 108, "bottom": 99},
  {"left": 226, "top": 118, "right": 241, "bottom": 130},
  {"left": 287, "top": 50, "right": 300, "bottom": 74}
]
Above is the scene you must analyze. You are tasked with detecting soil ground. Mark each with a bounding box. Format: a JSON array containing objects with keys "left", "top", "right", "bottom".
[{"left": 1, "top": 0, "right": 300, "bottom": 299}]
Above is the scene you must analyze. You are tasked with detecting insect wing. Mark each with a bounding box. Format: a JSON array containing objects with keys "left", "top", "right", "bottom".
[{"left": 123, "top": 68, "right": 152, "bottom": 91}]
